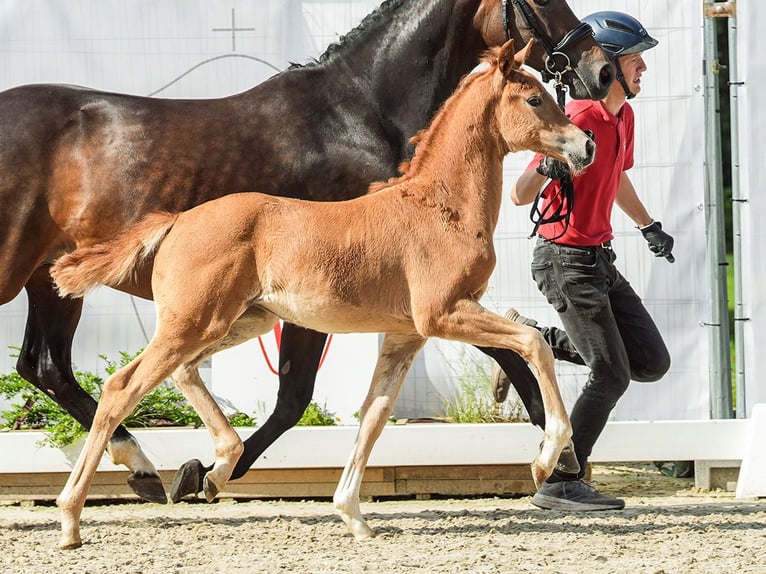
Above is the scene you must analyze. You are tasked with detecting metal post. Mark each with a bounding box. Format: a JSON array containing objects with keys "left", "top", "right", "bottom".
[
  {"left": 726, "top": 6, "right": 748, "bottom": 417},
  {"left": 702, "top": 1, "right": 733, "bottom": 419}
]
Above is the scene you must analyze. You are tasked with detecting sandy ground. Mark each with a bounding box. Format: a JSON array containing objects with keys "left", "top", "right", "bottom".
[{"left": 1, "top": 463, "right": 764, "bottom": 574}]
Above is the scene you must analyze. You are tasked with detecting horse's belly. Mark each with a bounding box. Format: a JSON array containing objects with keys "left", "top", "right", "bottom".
[{"left": 258, "top": 294, "right": 413, "bottom": 335}]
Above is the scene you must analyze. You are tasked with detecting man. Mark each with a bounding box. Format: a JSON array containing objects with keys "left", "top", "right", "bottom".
[{"left": 507, "top": 11, "right": 672, "bottom": 511}]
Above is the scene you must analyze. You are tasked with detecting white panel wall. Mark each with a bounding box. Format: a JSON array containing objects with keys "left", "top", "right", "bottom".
[{"left": 0, "top": 1, "right": 711, "bottom": 422}]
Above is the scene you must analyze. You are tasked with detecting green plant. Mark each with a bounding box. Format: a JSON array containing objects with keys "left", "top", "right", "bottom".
[
  {"left": 442, "top": 353, "right": 528, "bottom": 423},
  {"left": 0, "top": 349, "right": 232, "bottom": 447},
  {"left": 297, "top": 400, "right": 338, "bottom": 426},
  {"left": 227, "top": 411, "right": 257, "bottom": 426}
]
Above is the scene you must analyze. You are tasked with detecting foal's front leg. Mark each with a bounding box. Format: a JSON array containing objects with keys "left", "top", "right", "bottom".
[
  {"left": 333, "top": 333, "right": 426, "bottom": 539},
  {"left": 420, "top": 300, "right": 571, "bottom": 487}
]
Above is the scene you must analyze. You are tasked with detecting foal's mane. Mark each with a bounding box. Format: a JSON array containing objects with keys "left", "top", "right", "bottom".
[
  {"left": 289, "top": 0, "right": 407, "bottom": 70},
  {"left": 368, "top": 49, "right": 504, "bottom": 194}
]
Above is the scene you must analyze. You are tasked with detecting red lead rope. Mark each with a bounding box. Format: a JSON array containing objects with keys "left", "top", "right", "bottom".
[{"left": 257, "top": 322, "right": 334, "bottom": 376}]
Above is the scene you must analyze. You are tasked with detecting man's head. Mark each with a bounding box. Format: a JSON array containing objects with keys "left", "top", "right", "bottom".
[{"left": 582, "top": 11, "right": 658, "bottom": 100}]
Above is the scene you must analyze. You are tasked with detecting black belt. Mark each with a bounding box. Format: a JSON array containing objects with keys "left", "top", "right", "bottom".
[{"left": 539, "top": 236, "right": 612, "bottom": 250}]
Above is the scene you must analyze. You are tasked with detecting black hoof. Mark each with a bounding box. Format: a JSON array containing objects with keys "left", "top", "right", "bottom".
[
  {"left": 127, "top": 472, "right": 168, "bottom": 504},
  {"left": 491, "top": 366, "right": 511, "bottom": 403},
  {"left": 170, "top": 459, "right": 206, "bottom": 503},
  {"left": 554, "top": 440, "right": 581, "bottom": 475}
]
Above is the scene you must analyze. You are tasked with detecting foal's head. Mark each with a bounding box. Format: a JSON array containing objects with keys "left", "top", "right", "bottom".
[{"left": 489, "top": 39, "right": 595, "bottom": 174}]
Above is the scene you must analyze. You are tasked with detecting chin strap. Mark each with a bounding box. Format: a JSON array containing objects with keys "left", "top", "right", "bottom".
[{"left": 612, "top": 57, "right": 636, "bottom": 100}]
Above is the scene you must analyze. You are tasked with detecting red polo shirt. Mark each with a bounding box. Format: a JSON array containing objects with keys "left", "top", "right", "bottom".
[{"left": 526, "top": 99, "right": 634, "bottom": 246}]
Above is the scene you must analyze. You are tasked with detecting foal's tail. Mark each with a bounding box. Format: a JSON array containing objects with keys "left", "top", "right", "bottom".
[{"left": 51, "top": 212, "right": 179, "bottom": 298}]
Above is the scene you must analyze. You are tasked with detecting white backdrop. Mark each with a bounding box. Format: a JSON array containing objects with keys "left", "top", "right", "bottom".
[{"left": 0, "top": 1, "right": 715, "bottom": 423}]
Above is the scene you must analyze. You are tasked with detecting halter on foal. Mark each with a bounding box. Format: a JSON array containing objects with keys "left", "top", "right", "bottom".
[{"left": 51, "top": 39, "right": 594, "bottom": 548}]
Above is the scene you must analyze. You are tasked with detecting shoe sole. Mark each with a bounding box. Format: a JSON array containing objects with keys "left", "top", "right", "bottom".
[{"left": 531, "top": 493, "right": 625, "bottom": 511}]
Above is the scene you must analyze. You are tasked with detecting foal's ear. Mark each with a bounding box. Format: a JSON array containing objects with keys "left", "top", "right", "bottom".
[
  {"left": 497, "top": 39, "right": 517, "bottom": 76},
  {"left": 514, "top": 39, "right": 536, "bottom": 68}
]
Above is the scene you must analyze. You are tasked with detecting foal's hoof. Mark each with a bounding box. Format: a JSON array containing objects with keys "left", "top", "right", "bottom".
[
  {"left": 203, "top": 474, "right": 222, "bottom": 503},
  {"left": 58, "top": 538, "right": 83, "bottom": 550},
  {"left": 530, "top": 462, "right": 548, "bottom": 490},
  {"left": 169, "top": 459, "right": 205, "bottom": 503},
  {"left": 127, "top": 471, "right": 168, "bottom": 504}
]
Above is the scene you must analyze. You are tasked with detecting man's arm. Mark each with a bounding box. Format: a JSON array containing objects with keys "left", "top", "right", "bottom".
[
  {"left": 615, "top": 172, "right": 652, "bottom": 227},
  {"left": 511, "top": 168, "right": 547, "bottom": 206},
  {"left": 617, "top": 172, "right": 675, "bottom": 262}
]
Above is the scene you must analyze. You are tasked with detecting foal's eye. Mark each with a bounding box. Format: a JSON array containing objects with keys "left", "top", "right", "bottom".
[{"left": 526, "top": 95, "right": 543, "bottom": 107}]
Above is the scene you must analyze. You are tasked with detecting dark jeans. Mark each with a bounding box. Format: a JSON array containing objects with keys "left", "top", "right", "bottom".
[{"left": 531, "top": 237, "right": 671, "bottom": 479}]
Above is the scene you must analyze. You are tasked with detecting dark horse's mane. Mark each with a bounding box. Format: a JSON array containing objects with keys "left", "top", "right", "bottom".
[
  {"left": 288, "top": 0, "right": 406, "bottom": 69},
  {"left": 367, "top": 53, "right": 497, "bottom": 194}
]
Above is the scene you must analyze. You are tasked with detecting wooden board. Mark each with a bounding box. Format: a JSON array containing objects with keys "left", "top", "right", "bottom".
[{"left": 0, "top": 463, "right": 586, "bottom": 503}]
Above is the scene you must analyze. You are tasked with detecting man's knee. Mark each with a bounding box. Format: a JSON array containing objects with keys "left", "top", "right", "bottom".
[
  {"left": 631, "top": 349, "right": 671, "bottom": 382},
  {"left": 586, "top": 364, "right": 631, "bottom": 403}
]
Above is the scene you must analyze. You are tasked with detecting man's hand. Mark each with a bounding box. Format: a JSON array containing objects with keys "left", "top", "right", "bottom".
[
  {"left": 536, "top": 157, "right": 570, "bottom": 180},
  {"left": 641, "top": 220, "right": 675, "bottom": 263}
]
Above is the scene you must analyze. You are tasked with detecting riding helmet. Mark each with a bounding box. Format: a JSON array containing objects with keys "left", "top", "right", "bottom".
[{"left": 582, "top": 11, "right": 658, "bottom": 58}]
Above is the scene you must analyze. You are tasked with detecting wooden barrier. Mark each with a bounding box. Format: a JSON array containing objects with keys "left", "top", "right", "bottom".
[{"left": 0, "top": 464, "right": 554, "bottom": 502}]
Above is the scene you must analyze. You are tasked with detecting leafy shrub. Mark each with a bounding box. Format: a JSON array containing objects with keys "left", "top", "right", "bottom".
[
  {"left": 297, "top": 400, "right": 338, "bottom": 426},
  {"left": 0, "top": 349, "right": 256, "bottom": 447}
]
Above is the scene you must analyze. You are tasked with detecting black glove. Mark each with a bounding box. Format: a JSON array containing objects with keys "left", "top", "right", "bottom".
[
  {"left": 536, "top": 156, "right": 570, "bottom": 180},
  {"left": 640, "top": 220, "right": 675, "bottom": 263}
]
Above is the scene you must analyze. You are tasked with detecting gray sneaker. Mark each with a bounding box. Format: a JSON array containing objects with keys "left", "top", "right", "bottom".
[
  {"left": 505, "top": 307, "right": 538, "bottom": 328},
  {"left": 531, "top": 480, "right": 625, "bottom": 511}
]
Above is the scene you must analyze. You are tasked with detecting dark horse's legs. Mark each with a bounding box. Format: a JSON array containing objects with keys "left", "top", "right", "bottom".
[
  {"left": 170, "top": 323, "right": 325, "bottom": 502},
  {"left": 16, "top": 268, "right": 167, "bottom": 503},
  {"left": 475, "top": 346, "right": 545, "bottom": 428}
]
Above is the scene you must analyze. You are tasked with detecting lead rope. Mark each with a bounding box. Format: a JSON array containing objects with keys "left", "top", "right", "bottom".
[{"left": 528, "top": 78, "right": 576, "bottom": 240}]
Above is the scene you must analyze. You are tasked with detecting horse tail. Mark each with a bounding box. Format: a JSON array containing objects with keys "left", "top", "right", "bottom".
[{"left": 51, "top": 212, "right": 178, "bottom": 298}]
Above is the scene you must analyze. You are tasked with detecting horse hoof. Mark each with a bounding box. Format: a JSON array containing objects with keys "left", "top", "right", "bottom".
[
  {"left": 554, "top": 439, "right": 581, "bottom": 475},
  {"left": 127, "top": 471, "right": 167, "bottom": 504},
  {"left": 58, "top": 537, "right": 83, "bottom": 550},
  {"left": 169, "top": 459, "right": 205, "bottom": 503},
  {"left": 530, "top": 462, "right": 548, "bottom": 489},
  {"left": 203, "top": 475, "right": 221, "bottom": 503},
  {"left": 491, "top": 370, "right": 511, "bottom": 403}
]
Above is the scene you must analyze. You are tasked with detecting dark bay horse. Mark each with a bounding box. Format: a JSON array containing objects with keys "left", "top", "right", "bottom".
[
  {"left": 0, "top": 0, "right": 612, "bottom": 503},
  {"left": 52, "top": 38, "right": 593, "bottom": 548}
]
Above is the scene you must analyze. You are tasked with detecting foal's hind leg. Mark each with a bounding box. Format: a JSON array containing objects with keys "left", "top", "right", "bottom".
[
  {"left": 57, "top": 344, "right": 189, "bottom": 549},
  {"left": 171, "top": 361, "right": 244, "bottom": 502},
  {"left": 169, "top": 308, "right": 294, "bottom": 502},
  {"left": 20, "top": 267, "right": 165, "bottom": 503},
  {"left": 333, "top": 333, "right": 426, "bottom": 539}
]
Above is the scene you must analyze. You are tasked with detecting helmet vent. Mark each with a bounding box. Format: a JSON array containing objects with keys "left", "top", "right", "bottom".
[{"left": 604, "top": 18, "right": 639, "bottom": 34}]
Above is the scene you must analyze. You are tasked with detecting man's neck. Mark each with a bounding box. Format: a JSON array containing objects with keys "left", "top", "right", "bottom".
[{"left": 602, "top": 89, "right": 627, "bottom": 116}]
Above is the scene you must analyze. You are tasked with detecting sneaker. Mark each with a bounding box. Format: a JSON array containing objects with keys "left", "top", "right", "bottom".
[
  {"left": 505, "top": 307, "right": 538, "bottom": 328},
  {"left": 491, "top": 308, "right": 538, "bottom": 402},
  {"left": 531, "top": 479, "right": 625, "bottom": 511}
]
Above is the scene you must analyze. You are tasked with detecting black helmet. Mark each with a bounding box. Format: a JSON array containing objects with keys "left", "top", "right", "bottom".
[{"left": 582, "top": 11, "right": 658, "bottom": 58}]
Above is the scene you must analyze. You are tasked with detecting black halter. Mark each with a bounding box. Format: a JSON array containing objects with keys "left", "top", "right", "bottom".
[{"left": 502, "top": 0, "right": 594, "bottom": 83}]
